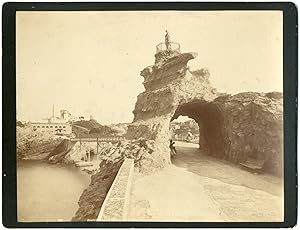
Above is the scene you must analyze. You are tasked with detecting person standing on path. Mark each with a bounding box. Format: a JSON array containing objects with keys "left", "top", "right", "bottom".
[{"left": 169, "top": 139, "right": 177, "bottom": 156}]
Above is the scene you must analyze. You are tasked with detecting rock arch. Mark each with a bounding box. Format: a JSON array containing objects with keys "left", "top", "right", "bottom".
[
  {"left": 125, "top": 48, "right": 283, "bottom": 176},
  {"left": 171, "top": 101, "right": 226, "bottom": 157},
  {"left": 126, "top": 51, "right": 217, "bottom": 167}
]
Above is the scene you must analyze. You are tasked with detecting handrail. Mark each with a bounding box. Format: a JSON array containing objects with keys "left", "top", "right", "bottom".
[
  {"left": 156, "top": 42, "right": 180, "bottom": 54},
  {"left": 71, "top": 137, "right": 125, "bottom": 142}
]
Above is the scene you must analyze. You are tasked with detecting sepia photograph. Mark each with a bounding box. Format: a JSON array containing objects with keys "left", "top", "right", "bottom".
[{"left": 12, "top": 8, "right": 287, "bottom": 224}]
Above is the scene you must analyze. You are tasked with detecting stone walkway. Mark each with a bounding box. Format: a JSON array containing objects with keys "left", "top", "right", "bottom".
[{"left": 128, "top": 142, "right": 283, "bottom": 222}]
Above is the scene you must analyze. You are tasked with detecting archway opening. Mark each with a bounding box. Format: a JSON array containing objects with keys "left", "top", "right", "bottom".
[
  {"left": 170, "top": 115, "right": 199, "bottom": 145},
  {"left": 170, "top": 101, "right": 227, "bottom": 159},
  {"left": 169, "top": 115, "right": 201, "bottom": 164}
]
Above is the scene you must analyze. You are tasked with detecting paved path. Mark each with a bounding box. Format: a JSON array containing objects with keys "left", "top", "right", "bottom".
[{"left": 128, "top": 142, "right": 283, "bottom": 222}]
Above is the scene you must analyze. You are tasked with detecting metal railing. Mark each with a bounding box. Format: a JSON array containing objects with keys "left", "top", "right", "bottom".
[
  {"left": 71, "top": 136, "right": 125, "bottom": 143},
  {"left": 156, "top": 42, "right": 180, "bottom": 54}
]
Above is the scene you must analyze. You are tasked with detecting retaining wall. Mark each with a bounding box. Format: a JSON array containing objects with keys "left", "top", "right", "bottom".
[{"left": 97, "top": 158, "right": 134, "bottom": 221}]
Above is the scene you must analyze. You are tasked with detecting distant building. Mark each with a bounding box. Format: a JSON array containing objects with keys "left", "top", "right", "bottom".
[
  {"left": 31, "top": 122, "right": 72, "bottom": 135},
  {"left": 30, "top": 105, "right": 72, "bottom": 135},
  {"left": 60, "top": 109, "right": 72, "bottom": 120}
]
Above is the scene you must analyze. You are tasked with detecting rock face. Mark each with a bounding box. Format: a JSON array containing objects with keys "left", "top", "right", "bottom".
[
  {"left": 16, "top": 126, "right": 62, "bottom": 160},
  {"left": 72, "top": 161, "right": 121, "bottom": 221},
  {"left": 72, "top": 139, "right": 157, "bottom": 221},
  {"left": 72, "top": 119, "right": 118, "bottom": 137},
  {"left": 212, "top": 92, "right": 283, "bottom": 175},
  {"left": 72, "top": 44, "right": 283, "bottom": 222},
  {"left": 126, "top": 51, "right": 219, "bottom": 170},
  {"left": 47, "top": 139, "right": 77, "bottom": 163},
  {"left": 126, "top": 49, "right": 283, "bottom": 176}
]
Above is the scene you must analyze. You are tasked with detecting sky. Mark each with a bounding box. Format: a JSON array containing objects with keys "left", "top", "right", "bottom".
[{"left": 16, "top": 11, "right": 283, "bottom": 125}]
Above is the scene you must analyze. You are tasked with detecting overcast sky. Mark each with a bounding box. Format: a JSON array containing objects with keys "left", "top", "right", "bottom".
[{"left": 16, "top": 11, "right": 282, "bottom": 124}]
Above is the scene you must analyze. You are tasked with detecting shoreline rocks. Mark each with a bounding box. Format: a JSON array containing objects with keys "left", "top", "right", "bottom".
[
  {"left": 72, "top": 161, "right": 122, "bottom": 221},
  {"left": 16, "top": 126, "right": 62, "bottom": 161},
  {"left": 71, "top": 138, "right": 160, "bottom": 221}
]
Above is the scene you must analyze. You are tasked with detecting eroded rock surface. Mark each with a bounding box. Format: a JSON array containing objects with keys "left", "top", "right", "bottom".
[
  {"left": 72, "top": 139, "right": 158, "bottom": 221},
  {"left": 213, "top": 92, "right": 283, "bottom": 175},
  {"left": 16, "top": 126, "right": 62, "bottom": 160},
  {"left": 73, "top": 44, "right": 283, "bottom": 222},
  {"left": 72, "top": 161, "right": 121, "bottom": 221},
  {"left": 126, "top": 50, "right": 283, "bottom": 175}
]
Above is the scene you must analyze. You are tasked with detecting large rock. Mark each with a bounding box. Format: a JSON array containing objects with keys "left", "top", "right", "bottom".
[
  {"left": 126, "top": 51, "right": 219, "bottom": 170},
  {"left": 73, "top": 45, "right": 283, "bottom": 222},
  {"left": 72, "top": 138, "right": 158, "bottom": 221},
  {"left": 213, "top": 92, "right": 283, "bottom": 175},
  {"left": 125, "top": 49, "right": 283, "bottom": 176},
  {"left": 16, "top": 126, "right": 62, "bottom": 160}
]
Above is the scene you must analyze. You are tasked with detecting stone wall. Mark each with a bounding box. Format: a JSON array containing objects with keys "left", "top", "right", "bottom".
[
  {"left": 72, "top": 139, "right": 159, "bottom": 221},
  {"left": 97, "top": 159, "right": 134, "bottom": 221}
]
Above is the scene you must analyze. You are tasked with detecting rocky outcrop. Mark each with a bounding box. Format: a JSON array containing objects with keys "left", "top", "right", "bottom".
[
  {"left": 108, "top": 123, "right": 129, "bottom": 136},
  {"left": 72, "top": 42, "right": 283, "bottom": 222},
  {"left": 72, "top": 138, "right": 158, "bottom": 221},
  {"left": 16, "top": 126, "right": 62, "bottom": 160},
  {"left": 72, "top": 119, "right": 117, "bottom": 137},
  {"left": 125, "top": 48, "right": 283, "bottom": 176},
  {"left": 212, "top": 92, "right": 283, "bottom": 175},
  {"left": 172, "top": 92, "right": 283, "bottom": 175},
  {"left": 72, "top": 160, "right": 122, "bottom": 221},
  {"left": 47, "top": 139, "right": 77, "bottom": 163},
  {"left": 133, "top": 52, "right": 218, "bottom": 121},
  {"left": 126, "top": 51, "right": 219, "bottom": 170}
]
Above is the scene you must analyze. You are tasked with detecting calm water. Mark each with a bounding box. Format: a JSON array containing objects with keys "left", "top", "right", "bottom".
[{"left": 17, "top": 161, "right": 90, "bottom": 222}]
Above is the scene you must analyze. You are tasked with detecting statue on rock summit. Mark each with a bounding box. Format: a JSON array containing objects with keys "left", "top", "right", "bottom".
[{"left": 165, "top": 30, "right": 171, "bottom": 50}]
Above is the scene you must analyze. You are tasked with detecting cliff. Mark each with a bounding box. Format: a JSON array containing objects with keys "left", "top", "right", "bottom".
[
  {"left": 212, "top": 92, "right": 283, "bottom": 175},
  {"left": 16, "top": 126, "right": 62, "bottom": 160},
  {"left": 72, "top": 138, "right": 156, "bottom": 221},
  {"left": 125, "top": 50, "right": 283, "bottom": 176}
]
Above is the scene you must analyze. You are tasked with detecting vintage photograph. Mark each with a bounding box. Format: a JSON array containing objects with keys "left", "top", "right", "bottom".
[{"left": 16, "top": 11, "right": 284, "bottom": 222}]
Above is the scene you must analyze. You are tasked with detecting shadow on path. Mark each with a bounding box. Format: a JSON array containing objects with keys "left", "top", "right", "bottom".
[{"left": 171, "top": 142, "right": 283, "bottom": 197}]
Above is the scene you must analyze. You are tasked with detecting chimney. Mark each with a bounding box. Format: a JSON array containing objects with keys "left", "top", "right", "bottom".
[{"left": 52, "top": 104, "right": 54, "bottom": 117}]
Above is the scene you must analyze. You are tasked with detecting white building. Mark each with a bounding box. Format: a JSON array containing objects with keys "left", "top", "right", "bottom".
[
  {"left": 30, "top": 106, "right": 73, "bottom": 135},
  {"left": 31, "top": 122, "right": 72, "bottom": 135}
]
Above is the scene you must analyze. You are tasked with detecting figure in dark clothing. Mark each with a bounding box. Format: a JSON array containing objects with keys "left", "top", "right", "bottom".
[
  {"left": 169, "top": 139, "right": 177, "bottom": 155},
  {"left": 165, "top": 30, "right": 171, "bottom": 50},
  {"left": 90, "top": 150, "right": 95, "bottom": 161},
  {"left": 85, "top": 150, "right": 89, "bottom": 161}
]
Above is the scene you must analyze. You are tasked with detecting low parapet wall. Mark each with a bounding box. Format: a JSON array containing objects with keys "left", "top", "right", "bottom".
[{"left": 97, "top": 158, "right": 134, "bottom": 221}]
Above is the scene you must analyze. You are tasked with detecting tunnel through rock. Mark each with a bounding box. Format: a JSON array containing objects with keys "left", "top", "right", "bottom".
[
  {"left": 170, "top": 101, "right": 227, "bottom": 158},
  {"left": 169, "top": 116, "right": 199, "bottom": 144},
  {"left": 126, "top": 36, "right": 283, "bottom": 175}
]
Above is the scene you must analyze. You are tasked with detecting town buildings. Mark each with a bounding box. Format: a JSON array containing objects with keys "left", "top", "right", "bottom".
[{"left": 30, "top": 106, "right": 73, "bottom": 135}]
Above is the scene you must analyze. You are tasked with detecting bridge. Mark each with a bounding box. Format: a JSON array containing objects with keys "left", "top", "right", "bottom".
[
  {"left": 70, "top": 136, "right": 125, "bottom": 143},
  {"left": 67, "top": 136, "right": 126, "bottom": 165},
  {"left": 70, "top": 136, "right": 126, "bottom": 154}
]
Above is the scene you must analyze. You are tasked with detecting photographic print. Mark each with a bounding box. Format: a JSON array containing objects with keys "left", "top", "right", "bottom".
[{"left": 11, "top": 8, "right": 289, "bottom": 224}]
